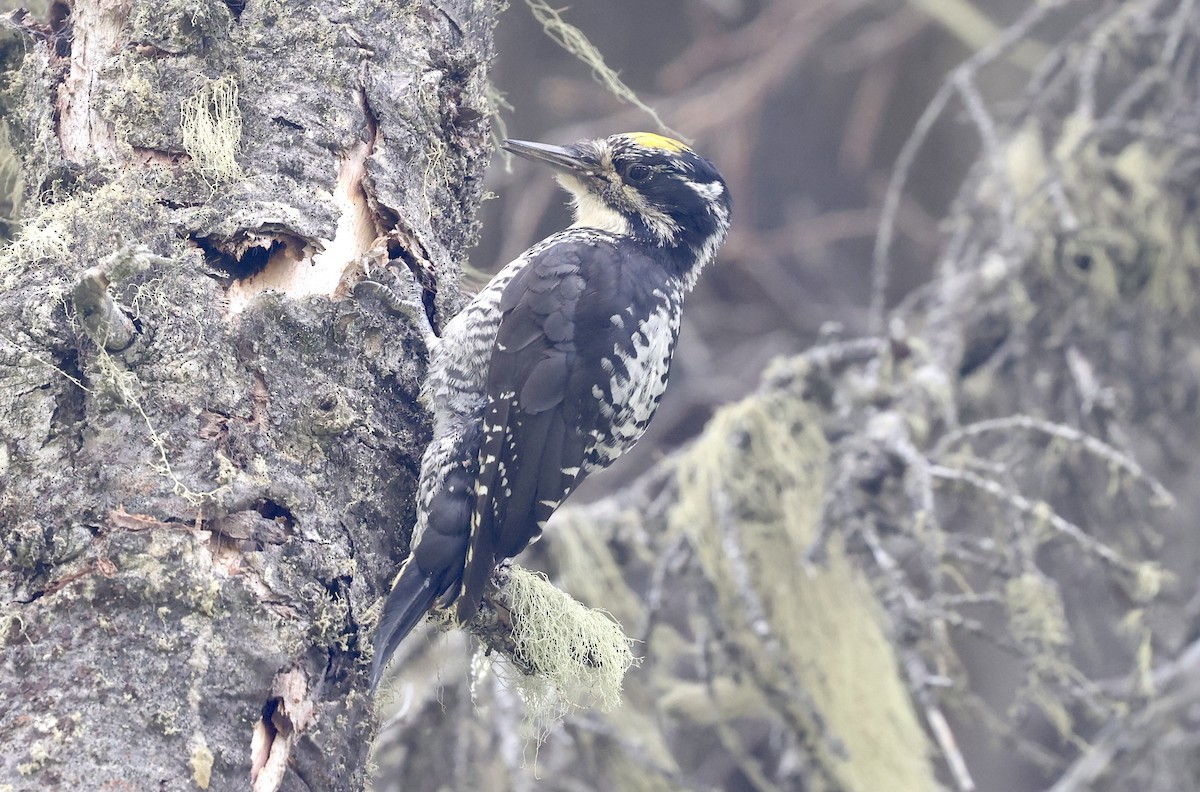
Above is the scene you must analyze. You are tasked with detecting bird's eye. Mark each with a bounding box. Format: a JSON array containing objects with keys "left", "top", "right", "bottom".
[{"left": 626, "top": 164, "right": 651, "bottom": 183}]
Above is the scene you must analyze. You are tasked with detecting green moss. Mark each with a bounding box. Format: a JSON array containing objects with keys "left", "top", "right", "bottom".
[
  {"left": 189, "top": 733, "right": 214, "bottom": 789},
  {"left": 522, "top": 0, "right": 674, "bottom": 136},
  {"left": 1005, "top": 573, "right": 1069, "bottom": 650},
  {"left": 5, "top": 521, "right": 48, "bottom": 570},
  {"left": 1028, "top": 121, "right": 1200, "bottom": 315},
  {"left": 0, "top": 203, "right": 73, "bottom": 276},
  {"left": 0, "top": 178, "right": 164, "bottom": 285},
  {"left": 99, "top": 57, "right": 174, "bottom": 148},
  {"left": 549, "top": 509, "right": 644, "bottom": 628},
  {"left": 129, "top": 0, "right": 234, "bottom": 55}
]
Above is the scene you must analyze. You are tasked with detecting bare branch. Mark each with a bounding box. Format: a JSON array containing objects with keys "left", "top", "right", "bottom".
[
  {"left": 928, "top": 464, "right": 1153, "bottom": 583},
  {"left": 933, "top": 414, "right": 1175, "bottom": 507}
]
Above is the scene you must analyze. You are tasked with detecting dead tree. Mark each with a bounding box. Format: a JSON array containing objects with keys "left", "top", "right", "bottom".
[{"left": 0, "top": 1, "right": 496, "bottom": 789}]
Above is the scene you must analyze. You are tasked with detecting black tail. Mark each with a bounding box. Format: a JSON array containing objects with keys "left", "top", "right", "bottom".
[
  {"left": 372, "top": 454, "right": 474, "bottom": 690},
  {"left": 370, "top": 560, "right": 441, "bottom": 691}
]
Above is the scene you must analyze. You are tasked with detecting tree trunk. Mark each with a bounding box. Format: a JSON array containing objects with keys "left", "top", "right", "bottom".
[{"left": 0, "top": 1, "right": 496, "bottom": 789}]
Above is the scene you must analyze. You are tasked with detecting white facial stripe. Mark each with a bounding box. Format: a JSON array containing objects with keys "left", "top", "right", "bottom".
[
  {"left": 624, "top": 185, "right": 680, "bottom": 243},
  {"left": 639, "top": 206, "right": 680, "bottom": 244},
  {"left": 689, "top": 181, "right": 724, "bottom": 201}
]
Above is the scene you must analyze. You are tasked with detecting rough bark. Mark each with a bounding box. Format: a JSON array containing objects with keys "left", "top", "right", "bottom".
[{"left": 0, "top": 1, "right": 496, "bottom": 790}]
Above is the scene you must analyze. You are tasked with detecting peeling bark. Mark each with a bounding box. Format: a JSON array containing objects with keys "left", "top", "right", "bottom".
[{"left": 0, "top": 1, "right": 498, "bottom": 789}]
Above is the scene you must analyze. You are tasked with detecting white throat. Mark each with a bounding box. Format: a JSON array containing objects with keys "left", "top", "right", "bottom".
[{"left": 558, "top": 175, "right": 631, "bottom": 236}]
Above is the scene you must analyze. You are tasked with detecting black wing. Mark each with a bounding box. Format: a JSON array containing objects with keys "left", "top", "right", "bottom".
[{"left": 456, "top": 238, "right": 647, "bottom": 620}]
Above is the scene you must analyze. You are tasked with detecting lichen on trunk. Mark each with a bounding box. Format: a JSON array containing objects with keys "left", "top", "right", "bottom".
[{"left": 0, "top": 1, "right": 498, "bottom": 789}]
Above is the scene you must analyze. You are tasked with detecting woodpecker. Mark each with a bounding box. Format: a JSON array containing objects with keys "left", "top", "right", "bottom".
[{"left": 371, "top": 132, "right": 731, "bottom": 689}]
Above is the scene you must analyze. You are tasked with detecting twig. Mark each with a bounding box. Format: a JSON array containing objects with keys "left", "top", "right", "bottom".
[
  {"left": 860, "top": 528, "right": 977, "bottom": 792},
  {"left": 870, "top": 74, "right": 955, "bottom": 333},
  {"left": 71, "top": 244, "right": 168, "bottom": 351},
  {"left": 637, "top": 532, "right": 691, "bottom": 645},
  {"left": 871, "top": 0, "right": 1080, "bottom": 332},
  {"left": 953, "top": 69, "right": 1014, "bottom": 241},
  {"left": 1046, "top": 638, "right": 1200, "bottom": 792},
  {"left": 928, "top": 464, "right": 1147, "bottom": 579},
  {"left": 694, "top": 619, "right": 787, "bottom": 792},
  {"left": 709, "top": 482, "right": 845, "bottom": 765},
  {"left": 933, "top": 415, "right": 1175, "bottom": 507},
  {"left": 72, "top": 267, "right": 136, "bottom": 351},
  {"left": 937, "top": 608, "right": 1026, "bottom": 657},
  {"left": 522, "top": 0, "right": 677, "bottom": 137},
  {"left": 569, "top": 715, "right": 718, "bottom": 792}
]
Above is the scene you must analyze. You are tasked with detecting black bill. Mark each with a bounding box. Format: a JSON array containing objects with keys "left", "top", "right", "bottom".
[{"left": 502, "top": 139, "right": 599, "bottom": 174}]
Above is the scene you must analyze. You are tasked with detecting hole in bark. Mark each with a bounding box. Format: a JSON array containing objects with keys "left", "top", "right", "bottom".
[
  {"left": 271, "top": 116, "right": 304, "bottom": 131},
  {"left": 194, "top": 231, "right": 345, "bottom": 315},
  {"left": 250, "top": 698, "right": 285, "bottom": 791},
  {"left": 256, "top": 499, "right": 296, "bottom": 530},
  {"left": 230, "top": 242, "right": 276, "bottom": 279},
  {"left": 383, "top": 237, "right": 405, "bottom": 261},
  {"left": 48, "top": 1, "right": 73, "bottom": 57},
  {"left": 385, "top": 237, "right": 439, "bottom": 324},
  {"left": 221, "top": 0, "right": 247, "bottom": 20},
  {"left": 959, "top": 317, "right": 1010, "bottom": 377},
  {"left": 50, "top": 350, "right": 87, "bottom": 453},
  {"left": 196, "top": 145, "right": 377, "bottom": 317},
  {"left": 195, "top": 234, "right": 286, "bottom": 281},
  {"left": 251, "top": 669, "right": 313, "bottom": 792}
]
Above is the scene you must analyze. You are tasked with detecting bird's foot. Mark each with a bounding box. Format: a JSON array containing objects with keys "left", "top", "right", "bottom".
[{"left": 354, "top": 266, "right": 438, "bottom": 348}]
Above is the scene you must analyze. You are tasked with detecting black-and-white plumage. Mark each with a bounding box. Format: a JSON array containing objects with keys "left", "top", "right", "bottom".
[{"left": 371, "top": 132, "right": 731, "bottom": 689}]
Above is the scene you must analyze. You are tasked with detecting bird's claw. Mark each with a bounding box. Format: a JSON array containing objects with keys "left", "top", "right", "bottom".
[{"left": 354, "top": 267, "right": 438, "bottom": 347}]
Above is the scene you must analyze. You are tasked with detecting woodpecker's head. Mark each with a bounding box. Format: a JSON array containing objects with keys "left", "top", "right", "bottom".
[{"left": 504, "top": 132, "right": 731, "bottom": 279}]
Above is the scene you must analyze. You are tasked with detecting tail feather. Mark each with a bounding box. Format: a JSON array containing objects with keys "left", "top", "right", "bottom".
[
  {"left": 370, "top": 560, "right": 441, "bottom": 691},
  {"left": 373, "top": 449, "right": 474, "bottom": 691}
]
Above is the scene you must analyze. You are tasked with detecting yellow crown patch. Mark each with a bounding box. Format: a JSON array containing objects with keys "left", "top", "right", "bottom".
[{"left": 625, "top": 132, "right": 692, "bottom": 154}]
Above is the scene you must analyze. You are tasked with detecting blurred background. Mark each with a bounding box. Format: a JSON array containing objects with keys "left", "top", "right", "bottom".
[
  {"left": 464, "top": 5, "right": 1117, "bottom": 791},
  {"left": 475, "top": 0, "right": 1042, "bottom": 496}
]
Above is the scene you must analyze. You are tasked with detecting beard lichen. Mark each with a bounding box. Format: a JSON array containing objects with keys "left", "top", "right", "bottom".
[
  {"left": 480, "top": 564, "right": 636, "bottom": 738},
  {"left": 180, "top": 75, "right": 243, "bottom": 184}
]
